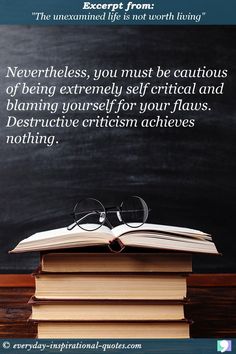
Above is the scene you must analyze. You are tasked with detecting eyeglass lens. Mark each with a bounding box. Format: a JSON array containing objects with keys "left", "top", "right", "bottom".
[
  {"left": 73, "top": 198, "right": 105, "bottom": 231},
  {"left": 119, "top": 196, "right": 148, "bottom": 228}
]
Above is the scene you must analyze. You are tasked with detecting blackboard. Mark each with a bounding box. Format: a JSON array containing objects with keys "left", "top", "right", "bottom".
[{"left": 0, "top": 25, "right": 235, "bottom": 272}]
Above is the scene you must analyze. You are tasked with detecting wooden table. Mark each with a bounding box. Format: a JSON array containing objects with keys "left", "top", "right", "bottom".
[{"left": 0, "top": 274, "right": 235, "bottom": 338}]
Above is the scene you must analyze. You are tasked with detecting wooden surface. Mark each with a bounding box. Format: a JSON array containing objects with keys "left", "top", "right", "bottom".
[{"left": 0, "top": 274, "right": 235, "bottom": 338}]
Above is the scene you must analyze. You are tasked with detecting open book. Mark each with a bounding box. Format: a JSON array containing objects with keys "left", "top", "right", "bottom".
[{"left": 10, "top": 223, "right": 219, "bottom": 254}]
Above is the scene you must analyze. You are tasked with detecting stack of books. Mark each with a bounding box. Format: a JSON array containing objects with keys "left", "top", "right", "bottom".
[
  {"left": 10, "top": 223, "right": 219, "bottom": 338},
  {"left": 32, "top": 252, "right": 191, "bottom": 338}
]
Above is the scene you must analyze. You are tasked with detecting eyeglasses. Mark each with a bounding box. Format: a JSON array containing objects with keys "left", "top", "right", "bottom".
[{"left": 67, "top": 196, "right": 149, "bottom": 231}]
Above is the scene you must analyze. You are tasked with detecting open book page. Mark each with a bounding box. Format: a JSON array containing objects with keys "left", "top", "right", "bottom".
[
  {"left": 112, "top": 223, "right": 211, "bottom": 240},
  {"left": 120, "top": 232, "right": 213, "bottom": 244},
  {"left": 10, "top": 224, "right": 113, "bottom": 253},
  {"left": 119, "top": 235, "right": 218, "bottom": 254}
]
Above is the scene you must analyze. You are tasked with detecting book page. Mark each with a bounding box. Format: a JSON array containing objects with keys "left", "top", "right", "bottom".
[
  {"left": 112, "top": 223, "right": 211, "bottom": 239},
  {"left": 20, "top": 224, "right": 112, "bottom": 244}
]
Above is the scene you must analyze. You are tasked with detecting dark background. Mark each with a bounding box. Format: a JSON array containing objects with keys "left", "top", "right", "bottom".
[{"left": 0, "top": 26, "right": 235, "bottom": 272}]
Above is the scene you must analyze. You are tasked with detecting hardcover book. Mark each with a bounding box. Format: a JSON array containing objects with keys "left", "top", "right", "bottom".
[
  {"left": 37, "top": 320, "right": 190, "bottom": 339},
  {"left": 40, "top": 252, "right": 192, "bottom": 273},
  {"left": 34, "top": 273, "right": 187, "bottom": 300}
]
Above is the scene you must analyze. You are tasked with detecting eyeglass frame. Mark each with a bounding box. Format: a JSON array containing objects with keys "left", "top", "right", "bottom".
[{"left": 67, "top": 196, "right": 149, "bottom": 231}]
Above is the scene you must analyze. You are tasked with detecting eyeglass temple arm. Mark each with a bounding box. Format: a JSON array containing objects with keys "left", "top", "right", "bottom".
[
  {"left": 67, "top": 211, "right": 99, "bottom": 231},
  {"left": 75, "top": 209, "right": 114, "bottom": 229},
  {"left": 106, "top": 207, "right": 151, "bottom": 214},
  {"left": 67, "top": 223, "right": 77, "bottom": 231},
  {"left": 104, "top": 206, "right": 118, "bottom": 213},
  {"left": 105, "top": 218, "right": 113, "bottom": 229}
]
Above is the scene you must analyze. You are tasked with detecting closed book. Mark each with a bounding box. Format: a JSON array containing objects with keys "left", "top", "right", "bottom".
[
  {"left": 30, "top": 298, "right": 187, "bottom": 321},
  {"left": 37, "top": 320, "right": 190, "bottom": 339},
  {"left": 34, "top": 273, "right": 187, "bottom": 300},
  {"left": 41, "top": 252, "right": 192, "bottom": 273}
]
